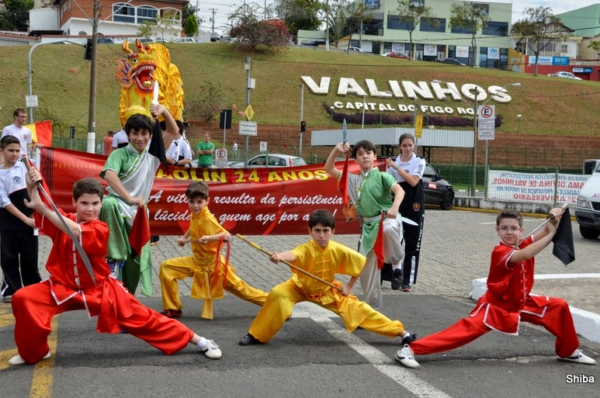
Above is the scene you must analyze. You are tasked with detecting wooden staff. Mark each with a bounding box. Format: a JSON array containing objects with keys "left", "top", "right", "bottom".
[{"left": 236, "top": 234, "right": 342, "bottom": 292}]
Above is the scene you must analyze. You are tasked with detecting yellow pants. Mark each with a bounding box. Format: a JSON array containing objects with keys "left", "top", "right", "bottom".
[
  {"left": 159, "top": 256, "right": 267, "bottom": 319},
  {"left": 248, "top": 279, "right": 405, "bottom": 343}
]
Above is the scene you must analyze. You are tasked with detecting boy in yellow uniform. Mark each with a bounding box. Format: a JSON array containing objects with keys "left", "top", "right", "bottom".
[
  {"left": 159, "top": 181, "right": 267, "bottom": 319},
  {"left": 238, "top": 209, "right": 419, "bottom": 368}
]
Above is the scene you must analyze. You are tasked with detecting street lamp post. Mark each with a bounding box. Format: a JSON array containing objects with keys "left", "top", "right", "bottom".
[
  {"left": 361, "top": 94, "right": 367, "bottom": 129},
  {"left": 517, "top": 114, "right": 522, "bottom": 133}
]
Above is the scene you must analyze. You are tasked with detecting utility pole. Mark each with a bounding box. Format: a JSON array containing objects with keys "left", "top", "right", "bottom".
[
  {"left": 87, "top": 0, "right": 99, "bottom": 154},
  {"left": 325, "top": 0, "right": 330, "bottom": 51},
  {"left": 244, "top": 57, "right": 251, "bottom": 164},
  {"left": 209, "top": 8, "right": 216, "bottom": 32},
  {"left": 299, "top": 84, "right": 304, "bottom": 157}
]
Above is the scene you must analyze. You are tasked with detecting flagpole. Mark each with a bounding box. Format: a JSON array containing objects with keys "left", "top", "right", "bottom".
[{"left": 524, "top": 203, "right": 568, "bottom": 240}]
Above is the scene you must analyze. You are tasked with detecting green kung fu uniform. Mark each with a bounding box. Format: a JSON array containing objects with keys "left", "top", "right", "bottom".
[
  {"left": 100, "top": 144, "right": 160, "bottom": 297},
  {"left": 344, "top": 168, "right": 404, "bottom": 310}
]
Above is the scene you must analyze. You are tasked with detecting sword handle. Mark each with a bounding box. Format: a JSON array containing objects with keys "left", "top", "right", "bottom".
[{"left": 21, "top": 156, "right": 42, "bottom": 186}]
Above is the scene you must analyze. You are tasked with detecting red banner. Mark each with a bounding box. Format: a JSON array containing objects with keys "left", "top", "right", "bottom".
[{"left": 40, "top": 148, "right": 383, "bottom": 235}]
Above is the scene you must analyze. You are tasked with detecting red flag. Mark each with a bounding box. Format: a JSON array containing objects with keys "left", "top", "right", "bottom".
[
  {"left": 129, "top": 205, "right": 150, "bottom": 257},
  {"left": 339, "top": 153, "right": 349, "bottom": 205},
  {"left": 373, "top": 212, "right": 385, "bottom": 270},
  {"left": 27, "top": 120, "right": 53, "bottom": 147}
]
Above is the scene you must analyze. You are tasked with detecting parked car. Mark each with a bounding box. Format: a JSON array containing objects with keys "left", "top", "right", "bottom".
[
  {"left": 422, "top": 163, "right": 454, "bottom": 210},
  {"left": 191, "top": 154, "right": 306, "bottom": 169},
  {"left": 441, "top": 58, "right": 465, "bottom": 66},
  {"left": 173, "top": 37, "right": 201, "bottom": 43},
  {"left": 301, "top": 39, "right": 326, "bottom": 47},
  {"left": 347, "top": 46, "right": 363, "bottom": 53},
  {"left": 246, "top": 154, "right": 307, "bottom": 167},
  {"left": 138, "top": 38, "right": 155, "bottom": 43},
  {"left": 383, "top": 51, "right": 413, "bottom": 60},
  {"left": 548, "top": 71, "right": 582, "bottom": 80},
  {"left": 97, "top": 37, "right": 114, "bottom": 44}
]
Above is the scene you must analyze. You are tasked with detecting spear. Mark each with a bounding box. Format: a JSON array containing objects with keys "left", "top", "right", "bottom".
[{"left": 236, "top": 234, "right": 342, "bottom": 292}]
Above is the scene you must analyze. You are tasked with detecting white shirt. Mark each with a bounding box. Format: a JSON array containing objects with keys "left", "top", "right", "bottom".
[
  {"left": 2, "top": 124, "right": 32, "bottom": 157},
  {"left": 0, "top": 161, "right": 28, "bottom": 208},
  {"left": 387, "top": 153, "right": 425, "bottom": 183},
  {"left": 112, "top": 129, "right": 129, "bottom": 148},
  {"left": 166, "top": 137, "right": 192, "bottom": 164}
]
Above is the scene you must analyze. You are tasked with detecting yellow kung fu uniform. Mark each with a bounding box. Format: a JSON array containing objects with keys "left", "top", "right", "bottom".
[
  {"left": 159, "top": 206, "right": 267, "bottom": 319},
  {"left": 248, "top": 240, "right": 405, "bottom": 343}
]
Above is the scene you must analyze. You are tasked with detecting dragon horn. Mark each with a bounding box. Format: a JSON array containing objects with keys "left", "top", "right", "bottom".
[{"left": 122, "top": 40, "right": 133, "bottom": 56}]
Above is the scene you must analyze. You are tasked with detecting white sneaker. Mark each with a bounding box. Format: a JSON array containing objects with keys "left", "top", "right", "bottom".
[
  {"left": 8, "top": 351, "right": 51, "bottom": 366},
  {"left": 558, "top": 349, "right": 596, "bottom": 365},
  {"left": 199, "top": 339, "right": 222, "bottom": 360},
  {"left": 395, "top": 345, "right": 420, "bottom": 369}
]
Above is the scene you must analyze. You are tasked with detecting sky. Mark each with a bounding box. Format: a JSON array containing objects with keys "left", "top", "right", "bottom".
[{"left": 194, "top": 1, "right": 600, "bottom": 35}]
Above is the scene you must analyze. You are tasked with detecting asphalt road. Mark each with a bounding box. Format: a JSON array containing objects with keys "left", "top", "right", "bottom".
[{"left": 0, "top": 209, "right": 598, "bottom": 398}]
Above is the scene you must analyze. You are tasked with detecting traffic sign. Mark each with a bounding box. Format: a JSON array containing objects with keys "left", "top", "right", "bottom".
[
  {"left": 259, "top": 141, "right": 267, "bottom": 152},
  {"left": 245, "top": 105, "right": 255, "bottom": 121},
  {"left": 477, "top": 105, "right": 495, "bottom": 141},
  {"left": 26, "top": 95, "right": 38, "bottom": 108},
  {"left": 215, "top": 148, "right": 227, "bottom": 168},
  {"left": 239, "top": 121, "right": 257, "bottom": 136}
]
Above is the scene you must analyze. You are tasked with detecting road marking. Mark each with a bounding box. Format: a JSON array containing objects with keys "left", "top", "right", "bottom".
[
  {"left": 294, "top": 304, "right": 452, "bottom": 398},
  {"left": 30, "top": 316, "right": 59, "bottom": 398}
]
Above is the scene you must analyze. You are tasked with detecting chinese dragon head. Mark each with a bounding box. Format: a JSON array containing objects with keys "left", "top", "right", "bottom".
[{"left": 115, "top": 39, "right": 184, "bottom": 126}]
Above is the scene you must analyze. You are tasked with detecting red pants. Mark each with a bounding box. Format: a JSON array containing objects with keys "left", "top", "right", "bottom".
[
  {"left": 12, "top": 281, "right": 194, "bottom": 364},
  {"left": 410, "top": 296, "right": 579, "bottom": 358}
]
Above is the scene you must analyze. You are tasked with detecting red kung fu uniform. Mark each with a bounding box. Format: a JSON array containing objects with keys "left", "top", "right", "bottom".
[
  {"left": 409, "top": 236, "right": 579, "bottom": 358},
  {"left": 11, "top": 210, "right": 193, "bottom": 364}
]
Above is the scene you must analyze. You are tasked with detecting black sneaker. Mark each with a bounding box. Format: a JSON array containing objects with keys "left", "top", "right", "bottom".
[
  {"left": 391, "top": 269, "right": 403, "bottom": 290},
  {"left": 239, "top": 334, "right": 262, "bottom": 346},
  {"left": 401, "top": 284, "right": 411, "bottom": 292}
]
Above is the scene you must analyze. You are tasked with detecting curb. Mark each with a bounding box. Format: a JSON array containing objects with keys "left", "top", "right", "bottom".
[{"left": 470, "top": 274, "right": 600, "bottom": 344}]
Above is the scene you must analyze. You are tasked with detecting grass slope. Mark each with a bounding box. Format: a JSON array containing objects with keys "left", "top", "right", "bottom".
[{"left": 1, "top": 42, "right": 599, "bottom": 138}]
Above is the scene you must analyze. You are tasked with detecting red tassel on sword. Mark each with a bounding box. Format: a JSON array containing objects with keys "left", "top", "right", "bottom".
[
  {"left": 129, "top": 205, "right": 150, "bottom": 258},
  {"left": 373, "top": 212, "right": 386, "bottom": 270}
]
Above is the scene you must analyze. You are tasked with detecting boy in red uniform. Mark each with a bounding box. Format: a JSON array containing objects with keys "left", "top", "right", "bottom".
[
  {"left": 8, "top": 172, "right": 222, "bottom": 365},
  {"left": 396, "top": 208, "right": 596, "bottom": 368}
]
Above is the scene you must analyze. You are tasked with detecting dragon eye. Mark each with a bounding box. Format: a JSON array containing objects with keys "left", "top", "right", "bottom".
[{"left": 131, "top": 59, "right": 138, "bottom": 64}]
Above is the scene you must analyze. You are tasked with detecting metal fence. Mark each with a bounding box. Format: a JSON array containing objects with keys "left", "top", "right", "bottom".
[{"left": 50, "top": 138, "right": 594, "bottom": 194}]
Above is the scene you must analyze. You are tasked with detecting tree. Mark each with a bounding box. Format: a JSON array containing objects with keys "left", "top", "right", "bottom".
[
  {"left": 389, "top": 0, "right": 438, "bottom": 58},
  {"left": 275, "top": 0, "right": 321, "bottom": 38},
  {"left": 184, "top": 14, "right": 199, "bottom": 37},
  {"left": 449, "top": 2, "right": 491, "bottom": 67},
  {"left": 0, "top": 0, "right": 34, "bottom": 32},
  {"left": 511, "top": 7, "right": 566, "bottom": 76},
  {"left": 186, "top": 81, "right": 228, "bottom": 122},
  {"left": 136, "top": 11, "right": 181, "bottom": 41},
  {"left": 137, "top": 21, "right": 154, "bottom": 39},
  {"left": 229, "top": 4, "right": 290, "bottom": 51}
]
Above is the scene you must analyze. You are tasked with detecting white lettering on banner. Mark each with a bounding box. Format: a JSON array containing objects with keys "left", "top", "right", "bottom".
[
  {"left": 154, "top": 209, "right": 191, "bottom": 221},
  {"left": 487, "top": 170, "right": 591, "bottom": 204}
]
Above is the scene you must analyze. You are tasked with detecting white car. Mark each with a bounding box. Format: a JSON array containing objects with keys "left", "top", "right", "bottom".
[
  {"left": 347, "top": 46, "right": 363, "bottom": 53},
  {"left": 548, "top": 71, "right": 582, "bottom": 80},
  {"left": 173, "top": 37, "right": 201, "bottom": 43},
  {"left": 246, "top": 154, "right": 306, "bottom": 167},
  {"left": 191, "top": 154, "right": 306, "bottom": 169}
]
